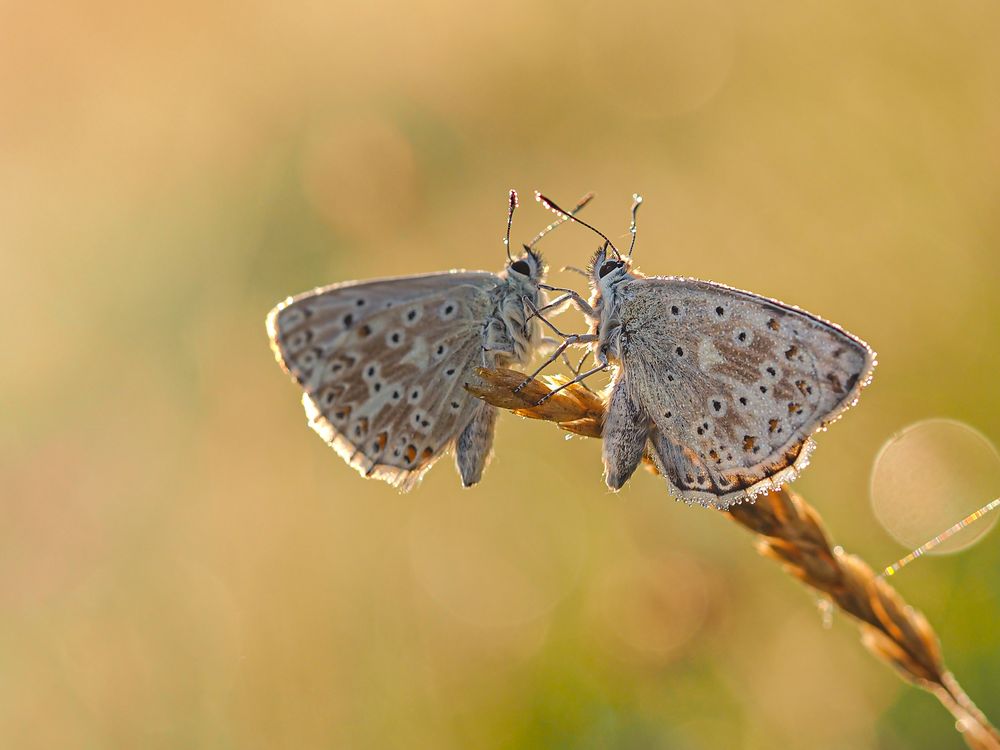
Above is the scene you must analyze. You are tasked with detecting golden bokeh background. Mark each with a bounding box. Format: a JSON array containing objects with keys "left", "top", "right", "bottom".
[{"left": 3, "top": 1, "right": 999, "bottom": 747}]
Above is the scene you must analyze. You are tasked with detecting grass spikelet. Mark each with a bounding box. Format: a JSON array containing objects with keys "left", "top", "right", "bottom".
[{"left": 467, "top": 367, "right": 1000, "bottom": 750}]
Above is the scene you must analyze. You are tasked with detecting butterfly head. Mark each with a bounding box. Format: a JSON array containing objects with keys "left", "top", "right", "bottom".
[
  {"left": 589, "top": 242, "right": 631, "bottom": 292},
  {"left": 504, "top": 246, "right": 545, "bottom": 285}
]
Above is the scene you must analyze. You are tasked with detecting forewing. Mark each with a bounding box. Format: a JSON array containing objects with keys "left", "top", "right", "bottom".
[
  {"left": 619, "top": 277, "right": 875, "bottom": 506},
  {"left": 268, "top": 273, "right": 499, "bottom": 490},
  {"left": 267, "top": 271, "right": 495, "bottom": 385}
]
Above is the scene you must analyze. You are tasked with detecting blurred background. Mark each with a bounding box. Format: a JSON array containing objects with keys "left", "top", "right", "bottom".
[{"left": 2, "top": 0, "right": 999, "bottom": 747}]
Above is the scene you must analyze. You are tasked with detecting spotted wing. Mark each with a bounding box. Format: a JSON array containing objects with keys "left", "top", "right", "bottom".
[
  {"left": 267, "top": 272, "right": 500, "bottom": 490},
  {"left": 618, "top": 276, "right": 876, "bottom": 507}
]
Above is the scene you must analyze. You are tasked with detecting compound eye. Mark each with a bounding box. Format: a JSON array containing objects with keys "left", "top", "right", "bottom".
[
  {"left": 598, "top": 260, "right": 621, "bottom": 278},
  {"left": 510, "top": 259, "right": 531, "bottom": 275}
]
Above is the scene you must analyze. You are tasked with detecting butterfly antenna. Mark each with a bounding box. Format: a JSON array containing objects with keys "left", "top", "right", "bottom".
[
  {"left": 560, "top": 265, "right": 589, "bottom": 277},
  {"left": 527, "top": 191, "right": 595, "bottom": 249},
  {"left": 880, "top": 496, "right": 1000, "bottom": 577},
  {"left": 627, "top": 193, "right": 643, "bottom": 257},
  {"left": 504, "top": 189, "right": 518, "bottom": 263},
  {"left": 535, "top": 191, "right": 622, "bottom": 260}
]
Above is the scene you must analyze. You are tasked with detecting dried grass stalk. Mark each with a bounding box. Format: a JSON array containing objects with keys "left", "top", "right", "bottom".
[{"left": 467, "top": 367, "right": 1000, "bottom": 750}]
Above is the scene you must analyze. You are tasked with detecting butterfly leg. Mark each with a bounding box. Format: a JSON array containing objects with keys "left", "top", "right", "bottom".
[
  {"left": 521, "top": 296, "right": 583, "bottom": 339},
  {"left": 533, "top": 338, "right": 595, "bottom": 392},
  {"left": 526, "top": 293, "right": 576, "bottom": 320},
  {"left": 512, "top": 296, "right": 596, "bottom": 391},
  {"left": 513, "top": 333, "right": 598, "bottom": 393},
  {"left": 534, "top": 361, "right": 607, "bottom": 405},
  {"left": 602, "top": 375, "right": 650, "bottom": 490},
  {"left": 560, "top": 348, "right": 591, "bottom": 375},
  {"left": 536, "top": 336, "right": 563, "bottom": 356},
  {"left": 538, "top": 284, "right": 596, "bottom": 319},
  {"left": 455, "top": 403, "right": 498, "bottom": 487},
  {"left": 561, "top": 350, "right": 596, "bottom": 392}
]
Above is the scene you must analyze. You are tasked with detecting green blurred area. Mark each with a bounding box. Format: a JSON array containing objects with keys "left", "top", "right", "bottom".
[{"left": 2, "top": 0, "right": 999, "bottom": 747}]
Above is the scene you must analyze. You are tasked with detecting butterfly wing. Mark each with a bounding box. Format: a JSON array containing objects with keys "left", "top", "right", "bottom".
[
  {"left": 268, "top": 272, "right": 502, "bottom": 490},
  {"left": 616, "top": 276, "right": 876, "bottom": 507}
]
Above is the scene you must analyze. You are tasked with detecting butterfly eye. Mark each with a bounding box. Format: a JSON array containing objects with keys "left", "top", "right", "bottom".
[
  {"left": 598, "top": 260, "right": 621, "bottom": 278},
  {"left": 510, "top": 259, "right": 531, "bottom": 275}
]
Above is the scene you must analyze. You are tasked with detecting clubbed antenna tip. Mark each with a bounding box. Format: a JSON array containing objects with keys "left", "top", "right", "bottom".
[{"left": 535, "top": 191, "right": 561, "bottom": 216}]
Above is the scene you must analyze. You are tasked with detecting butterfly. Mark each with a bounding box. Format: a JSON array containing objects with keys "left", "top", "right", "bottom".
[
  {"left": 266, "top": 190, "right": 591, "bottom": 491},
  {"left": 532, "top": 192, "right": 877, "bottom": 508}
]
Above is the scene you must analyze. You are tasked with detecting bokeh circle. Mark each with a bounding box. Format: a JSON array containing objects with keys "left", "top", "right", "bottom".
[{"left": 870, "top": 419, "right": 1000, "bottom": 554}]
